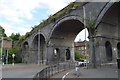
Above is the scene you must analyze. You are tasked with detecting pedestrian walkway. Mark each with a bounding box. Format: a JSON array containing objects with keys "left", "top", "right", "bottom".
[
  {"left": 2, "top": 64, "right": 46, "bottom": 71},
  {"left": 51, "top": 66, "right": 119, "bottom": 79},
  {"left": 2, "top": 64, "right": 47, "bottom": 78}
]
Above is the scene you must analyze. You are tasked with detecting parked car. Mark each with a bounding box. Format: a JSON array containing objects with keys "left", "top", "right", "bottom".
[{"left": 77, "top": 59, "right": 89, "bottom": 67}]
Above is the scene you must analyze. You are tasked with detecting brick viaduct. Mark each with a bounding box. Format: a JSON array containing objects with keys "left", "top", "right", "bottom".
[{"left": 21, "top": 1, "right": 120, "bottom": 66}]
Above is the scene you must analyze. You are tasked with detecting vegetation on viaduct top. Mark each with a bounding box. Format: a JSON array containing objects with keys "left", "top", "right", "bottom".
[{"left": 20, "top": 2, "right": 80, "bottom": 42}]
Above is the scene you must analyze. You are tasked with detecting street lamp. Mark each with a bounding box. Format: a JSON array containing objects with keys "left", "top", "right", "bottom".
[{"left": 12, "top": 54, "right": 15, "bottom": 66}]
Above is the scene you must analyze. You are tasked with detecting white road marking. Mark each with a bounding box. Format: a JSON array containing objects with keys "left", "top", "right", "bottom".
[{"left": 62, "top": 72, "right": 70, "bottom": 80}]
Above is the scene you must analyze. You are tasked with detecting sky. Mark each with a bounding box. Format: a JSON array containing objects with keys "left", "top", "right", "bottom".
[{"left": 0, "top": 0, "right": 88, "bottom": 41}]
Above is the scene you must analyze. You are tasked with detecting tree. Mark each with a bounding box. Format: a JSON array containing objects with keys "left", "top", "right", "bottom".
[
  {"left": 75, "top": 50, "right": 86, "bottom": 61},
  {"left": 19, "top": 35, "right": 25, "bottom": 42},
  {"left": 8, "top": 47, "right": 22, "bottom": 63},
  {"left": 9, "top": 33, "right": 20, "bottom": 41},
  {"left": 0, "top": 25, "right": 7, "bottom": 38}
]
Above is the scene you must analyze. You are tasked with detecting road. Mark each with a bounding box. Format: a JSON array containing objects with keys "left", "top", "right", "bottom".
[{"left": 2, "top": 64, "right": 47, "bottom": 78}]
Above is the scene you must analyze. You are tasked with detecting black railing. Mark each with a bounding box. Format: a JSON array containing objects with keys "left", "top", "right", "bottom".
[{"left": 33, "top": 62, "right": 75, "bottom": 79}]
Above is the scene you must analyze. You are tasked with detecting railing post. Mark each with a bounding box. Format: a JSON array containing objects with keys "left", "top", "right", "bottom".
[
  {"left": 51, "top": 66, "right": 54, "bottom": 76},
  {"left": 48, "top": 67, "right": 50, "bottom": 78},
  {"left": 58, "top": 63, "right": 59, "bottom": 73},
  {"left": 64, "top": 63, "right": 65, "bottom": 71}
]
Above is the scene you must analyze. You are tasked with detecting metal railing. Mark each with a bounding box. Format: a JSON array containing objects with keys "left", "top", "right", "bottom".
[{"left": 33, "top": 61, "right": 75, "bottom": 80}]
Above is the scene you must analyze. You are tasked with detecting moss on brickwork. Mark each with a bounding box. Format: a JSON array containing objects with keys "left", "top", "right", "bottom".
[{"left": 23, "top": 2, "right": 78, "bottom": 40}]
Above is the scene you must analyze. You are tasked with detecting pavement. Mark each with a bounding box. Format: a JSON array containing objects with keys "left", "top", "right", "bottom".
[
  {"left": 1, "top": 64, "right": 47, "bottom": 78},
  {"left": 51, "top": 66, "right": 119, "bottom": 80},
  {"left": 1, "top": 63, "right": 120, "bottom": 80}
]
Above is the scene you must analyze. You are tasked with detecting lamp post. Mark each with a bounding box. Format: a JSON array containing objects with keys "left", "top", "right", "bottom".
[{"left": 12, "top": 54, "right": 15, "bottom": 66}]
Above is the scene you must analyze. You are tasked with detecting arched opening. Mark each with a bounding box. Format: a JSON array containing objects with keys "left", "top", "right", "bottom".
[
  {"left": 96, "top": 2, "right": 120, "bottom": 64},
  {"left": 117, "top": 43, "right": 120, "bottom": 58},
  {"left": 53, "top": 48, "right": 60, "bottom": 61},
  {"left": 105, "top": 41, "right": 113, "bottom": 62},
  {"left": 50, "top": 19, "right": 86, "bottom": 62},
  {"left": 66, "top": 48, "right": 71, "bottom": 60},
  {"left": 32, "top": 34, "right": 46, "bottom": 64},
  {"left": 22, "top": 41, "right": 29, "bottom": 63}
]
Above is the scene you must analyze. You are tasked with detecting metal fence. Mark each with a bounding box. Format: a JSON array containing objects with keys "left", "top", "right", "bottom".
[{"left": 33, "top": 62, "right": 75, "bottom": 80}]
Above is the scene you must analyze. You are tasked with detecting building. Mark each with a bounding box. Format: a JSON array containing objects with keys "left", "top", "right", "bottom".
[
  {"left": 74, "top": 40, "right": 89, "bottom": 54},
  {"left": 0, "top": 38, "right": 12, "bottom": 62},
  {"left": 0, "top": 39, "right": 12, "bottom": 49}
]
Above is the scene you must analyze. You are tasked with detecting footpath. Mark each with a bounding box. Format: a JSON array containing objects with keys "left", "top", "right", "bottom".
[
  {"left": 51, "top": 66, "right": 119, "bottom": 80},
  {"left": 1, "top": 64, "right": 47, "bottom": 78}
]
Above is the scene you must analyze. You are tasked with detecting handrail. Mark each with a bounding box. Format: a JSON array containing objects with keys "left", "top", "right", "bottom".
[{"left": 33, "top": 62, "right": 75, "bottom": 79}]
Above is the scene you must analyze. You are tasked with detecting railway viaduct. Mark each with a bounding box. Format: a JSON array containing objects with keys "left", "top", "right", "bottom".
[{"left": 21, "top": 1, "right": 120, "bottom": 66}]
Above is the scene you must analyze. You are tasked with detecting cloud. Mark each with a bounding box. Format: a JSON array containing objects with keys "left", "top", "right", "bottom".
[
  {"left": 0, "top": 0, "right": 75, "bottom": 36},
  {"left": 1, "top": 22, "right": 32, "bottom": 36},
  {"left": 0, "top": 0, "right": 42, "bottom": 23},
  {"left": 75, "top": 29, "right": 89, "bottom": 42},
  {"left": 0, "top": 0, "right": 75, "bottom": 23}
]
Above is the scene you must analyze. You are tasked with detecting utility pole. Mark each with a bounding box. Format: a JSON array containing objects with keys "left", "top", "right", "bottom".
[
  {"left": 83, "top": 6, "right": 87, "bottom": 68},
  {"left": 1, "top": 37, "right": 3, "bottom": 60},
  {"left": 1, "top": 37, "right": 3, "bottom": 63}
]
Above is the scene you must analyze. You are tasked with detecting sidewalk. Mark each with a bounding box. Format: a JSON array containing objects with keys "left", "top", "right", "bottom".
[
  {"left": 2, "top": 64, "right": 47, "bottom": 78},
  {"left": 51, "top": 67, "right": 119, "bottom": 79},
  {"left": 2, "top": 64, "right": 46, "bottom": 71}
]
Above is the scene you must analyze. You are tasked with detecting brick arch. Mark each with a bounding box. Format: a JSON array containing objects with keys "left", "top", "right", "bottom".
[
  {"left": 22, "top": 41, "right": 30, "bottom": 48},
  {"left": 31, "top": 33, "right": 47, "bottom": 64},
  {"left": 95, "top": 1, "right": 119, "bottom": 28},
  {"left": 48, "top": 15, "right": 84, "bottom": 39},
  {"left": 32, "top": 32, "right": 47, "bottom": 44},
  {"left": 47, "top": 15, "right": 86, "bottom": 62},
  {"left": 22, "top": 41, "right": 30, "bottom": 63}
]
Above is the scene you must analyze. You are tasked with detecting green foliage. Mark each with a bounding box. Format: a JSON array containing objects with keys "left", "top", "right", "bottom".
[
  {"left": 3, "top": 37, "right": 11, "bottom": 41},
  {"left": 9, "top": 33, "right": 20, "bottom": 41},
  {"left": 86, "top": 19, "right": 96, "bottom": 34},
  {"left": 25, "top": 32, "right": 31, "bottom": 38},
  {"left": 8, "top": 46, "right": 22, "bottom": 63},
  {"left": 0, "top": 25, "right": 7, "bottom": 38},
  {"left": 75, "top": 50, "right": 86, "bottom": 61},
  {"left": 86, "top": 19, "right": 95, "bottom": 29},
  {"left": 8, "top": 48, "right": 16, "bottom": 55},
  {"left": 49, "top": 15, "right": 56, "bottom": 23},
  {"left": 81, "top": 15, "right": 96, "bottom": 36},
  {"left": 19, "top": 35, "right": 25, "bottom": 42}
]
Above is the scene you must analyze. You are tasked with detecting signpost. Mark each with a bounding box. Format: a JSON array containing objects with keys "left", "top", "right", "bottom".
[{"left": 12, "top": 54, "right": 15, "bottom": 66}]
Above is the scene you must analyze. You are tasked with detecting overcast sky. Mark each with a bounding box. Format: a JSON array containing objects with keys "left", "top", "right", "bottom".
[{"left": 0, "top": 0, "right": 88, "bottom": 41}]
